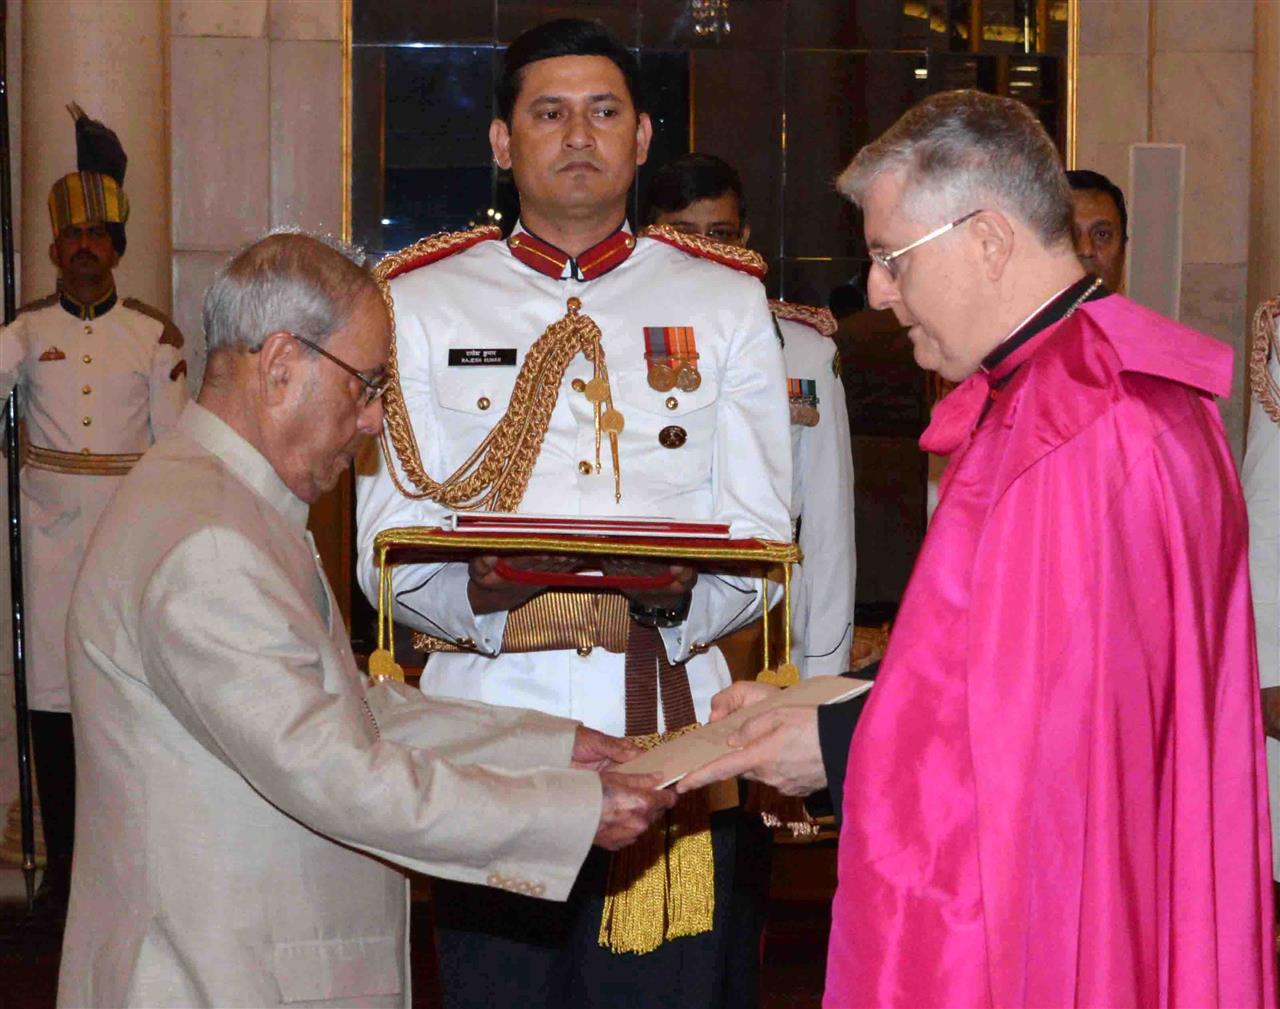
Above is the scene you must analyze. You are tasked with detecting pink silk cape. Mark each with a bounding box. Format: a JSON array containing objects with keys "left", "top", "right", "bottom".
[{"left": 825, "top": 295, "right": 1277, "bottom": 1008}]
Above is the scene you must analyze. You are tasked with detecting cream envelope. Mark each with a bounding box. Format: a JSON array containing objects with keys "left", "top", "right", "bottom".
[{"left": 616, "top": 675, "right": 872, "bottom": 787}]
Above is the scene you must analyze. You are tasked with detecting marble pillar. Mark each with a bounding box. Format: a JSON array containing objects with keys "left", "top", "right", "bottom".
[{"left": 20, "top": 0, "right": 171, "bottom": 310}]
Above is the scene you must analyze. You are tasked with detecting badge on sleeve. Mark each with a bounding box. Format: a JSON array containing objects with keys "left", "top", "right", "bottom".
[
  {"left": 644, "top": 327, "right": 701, "bottom": 392},
  {"left": 788, "top": 378, "right": 820, "bottom": 426}
]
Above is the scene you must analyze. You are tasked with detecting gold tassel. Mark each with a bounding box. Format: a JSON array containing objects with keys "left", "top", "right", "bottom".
[
  {"left": 598, "top": 730, "right": 716, "bottom": 955},
  {"left": 597, "top": 815, "right": 669, "bottom": 955},
  {"left": 665, "top": 790, "right": 714, "bottom": 938}
]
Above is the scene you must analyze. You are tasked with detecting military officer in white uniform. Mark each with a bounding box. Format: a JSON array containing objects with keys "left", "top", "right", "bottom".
[
  {"left": 648, "top": 152, "right": 857, "bottom": 680},
  {"left": 356, "top": 19, "right": 790, "bottom": 1009},
  {"left": 1, "top": 116, "right": 188, "bottom": 917}
]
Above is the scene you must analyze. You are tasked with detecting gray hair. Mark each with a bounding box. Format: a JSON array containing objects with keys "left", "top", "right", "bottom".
[
  {"left": 202, "top": 230, "right": 378, "bottom": 354},
  {"left": 836, "top": 89, "right": 1073, "bottom": 247}
]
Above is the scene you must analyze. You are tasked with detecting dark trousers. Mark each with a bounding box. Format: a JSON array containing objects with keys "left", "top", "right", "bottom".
[
  {"left": 30, "top": 710, "right": 75, "bottom": 893},
  {"left": 434, "top": 809, "right": 742, "bottom": 1009},
  {"left": 719, "top": 808, "right": 775, "bottom": 1009}
]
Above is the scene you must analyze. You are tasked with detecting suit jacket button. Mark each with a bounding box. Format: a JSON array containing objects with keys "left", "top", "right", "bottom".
[
  {"left": 658, "top": 425, "right": 686, "bottom": 449},
  {"left": 578, "top": 460, "right": 593, "bottom": 475},
  {"left": 477, "top": 396, "right": 491, "bottom": 410},
  {"left": 571, "top": 378, "right": 586, "bottom": 392}
]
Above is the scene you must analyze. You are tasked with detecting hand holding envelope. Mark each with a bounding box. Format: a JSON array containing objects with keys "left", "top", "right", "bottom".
[{"left": 614, "top": 675, "right": 871, "bottom": 796}]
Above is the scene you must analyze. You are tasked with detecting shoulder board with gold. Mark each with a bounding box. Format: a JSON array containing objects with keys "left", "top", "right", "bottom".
[
  {"left": 769, "top": 299, "right": 837, "bottom": 338},
  {"left": 1250, "top": 295, "right": 1280, "bottom": 424},
  {"left": 122, "top": 297, "right": 185, "bottom": 349},
  {"left": 638, "top": 224, "right": 767, "bottom": 280},
  {"left": 16, "top": 293, "right": 57, "bottom": 316},
  {"left": 376, "top": 226, "right": 502, "bottom": 283}
]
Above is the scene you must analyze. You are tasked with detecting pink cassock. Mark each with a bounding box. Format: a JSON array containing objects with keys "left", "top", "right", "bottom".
[{"left": 825, "top": 294, "right": 1277, "bottom": 1008}]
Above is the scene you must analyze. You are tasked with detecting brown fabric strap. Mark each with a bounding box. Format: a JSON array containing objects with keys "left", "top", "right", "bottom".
[
  {"left": 624, "top": 624, "right": 661, "bottom": 736},
  {"left": 658, "top": 650, "right": 697, "bottom": 730},
  {"left": 624, "top": 623, "right": 695, "bottom": 735}
]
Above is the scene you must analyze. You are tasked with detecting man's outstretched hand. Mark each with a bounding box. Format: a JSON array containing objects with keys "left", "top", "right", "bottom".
[
  {"left": 594, "top": 772, "right": 677, "bottom": 851},
  {"left": 675, "top": 680, "right": 826, "bottom": 797},
  {"left": 572, "top": 725, "right": 642, "bottom": 771}
]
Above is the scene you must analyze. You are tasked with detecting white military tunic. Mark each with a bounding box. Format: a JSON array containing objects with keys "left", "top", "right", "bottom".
[
  {"left": 773, "top": 304, "right": 856, "bottom": 678},
  {"left": 1244, "top": 314, "right": 1280, "bottom": 880},
  {"left": 357, "top": 224, "right": 792, "bottom": 737},
  {"left": 0, "top": 291, "right": 187, "bottom": 711}
]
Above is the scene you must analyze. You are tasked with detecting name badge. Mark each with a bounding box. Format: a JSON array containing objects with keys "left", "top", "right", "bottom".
[{"left": 448, "top": 348, "right": 517, "bottom": 367}]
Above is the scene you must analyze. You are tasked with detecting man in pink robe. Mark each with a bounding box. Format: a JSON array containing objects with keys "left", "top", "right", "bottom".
[
  {"left": 826, "top": 89, "right": 1276, "bottom": 1008},
  {"left": 682, "top": 89, "right": 1276, "bottom": 1007}
]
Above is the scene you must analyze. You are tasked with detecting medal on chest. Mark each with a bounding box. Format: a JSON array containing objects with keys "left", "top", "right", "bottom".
[
  {"left": 644, "top": 326, "right": 701, "bottom": 392},
  {"left": 788, "top": 378, "right": 820, "bottom": 426}
]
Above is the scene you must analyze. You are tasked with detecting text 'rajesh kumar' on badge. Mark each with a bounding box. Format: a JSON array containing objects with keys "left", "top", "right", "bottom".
[{"left": 447, "top": 348, "right": 518, "bottom": 367}]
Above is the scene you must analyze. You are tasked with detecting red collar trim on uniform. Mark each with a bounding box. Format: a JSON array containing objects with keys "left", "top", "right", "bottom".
[{"left": 507, "top": 225, "right": 636, "bottom": 281}]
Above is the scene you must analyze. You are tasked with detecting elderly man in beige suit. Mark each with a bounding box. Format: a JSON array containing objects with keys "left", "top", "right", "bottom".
[{"left": 56, "top": 232, "right": 674, "bottom": 1008}]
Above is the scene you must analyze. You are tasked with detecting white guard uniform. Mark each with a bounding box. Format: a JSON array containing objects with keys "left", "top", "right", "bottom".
[
  {"left": 1243, "top": 305, "right": 1280, "bottom": 880},
  {"left": 772, "top": 302, "right": 856, "bottom": 678},
  {"left": 0, "top": 291, "right": 188, "bottom": 711},
  {"left": 357, "top": 224, "right": 792, "bottom": 737}
]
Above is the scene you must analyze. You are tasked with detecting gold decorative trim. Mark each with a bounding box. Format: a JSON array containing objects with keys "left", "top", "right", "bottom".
[
  {"left": 769, "top": 299, "right": 837, "bottom": 338},
  {"left": 637, "top": 224, "right": 768, "bottom": 279},
  {"left": 413, "top": 590, "right": 631, "bottom": 655},
  {"left": 1250, "top": 297, "right": 1280, "bottom": 425},
  {"left": 371, "top": 275, "right": 620, "bottom": 507},
  {"left": 372, "top": 227, "right": 504, "bottom": 502},
  {"left": 27, "top": 444, "right": 141, "bottom": 476}
]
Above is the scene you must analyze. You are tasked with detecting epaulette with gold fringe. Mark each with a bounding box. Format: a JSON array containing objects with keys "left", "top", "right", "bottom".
[
  {"left": 769, "top": 299, "right": 837, "bottom": 338},
  {"left": 377, "top": 225, "right": 502, "bottom": 282},
  {"left": 1250, "top": 296, "right": 1280, "bottom": 424},
  {"left": 638, "top": 224, "right": 767, "bottom": 280},
  {"left": 123, "top": 297, "right": 185, "bottom": 349},
  {"left": 16, "top": 293, "right": 57, "bottom": 316}
]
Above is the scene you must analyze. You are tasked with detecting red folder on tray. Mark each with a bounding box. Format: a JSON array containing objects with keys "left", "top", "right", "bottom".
[{"left": 372, "top": 514, "right": 797, "bottom": 591}]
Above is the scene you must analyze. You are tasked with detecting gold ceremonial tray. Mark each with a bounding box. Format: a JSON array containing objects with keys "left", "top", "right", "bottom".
[{"left": 370, "top": 526, "right": 802, "bottom": 682}]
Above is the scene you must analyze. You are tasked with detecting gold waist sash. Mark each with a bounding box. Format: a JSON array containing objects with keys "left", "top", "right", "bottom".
[
  {"left": 412, "top": 589, "right": 631, "bottom": 655},
  {"left": 27, "top": 444, "right": 141, "bottom": 477}
]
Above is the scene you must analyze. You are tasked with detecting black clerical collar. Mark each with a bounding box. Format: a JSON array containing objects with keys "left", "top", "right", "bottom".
[
  {"left": 981, "top": 275, "right": 1109, "bottom": 375},
  {"left": 60, "top": 286, "right": 117, "bottom": 320}
]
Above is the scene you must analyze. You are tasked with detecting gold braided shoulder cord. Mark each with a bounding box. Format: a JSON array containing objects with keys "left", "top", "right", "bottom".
[
  {"left": 769, "top": 299, "right": 838, "bottom": 338},
  {"left": 1250, "top": 297, "right": 1280, "bottom": 425},
  {"left": 373, "top": 254, "right": 624, "bottom": 509},
  {"left": 636, "top": 224, "right": 768, "bottom": 277}
]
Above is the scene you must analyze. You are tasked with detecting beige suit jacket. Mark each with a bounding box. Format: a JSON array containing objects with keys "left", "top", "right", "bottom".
[{"left": 57, "top": 403, "right": 602, "bottom": 1008}]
